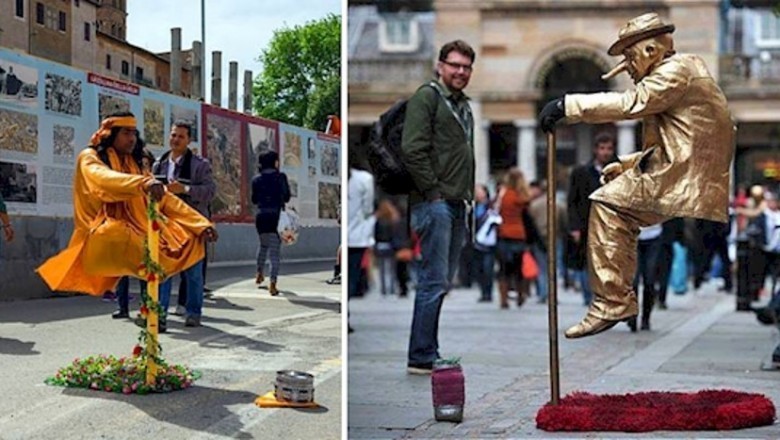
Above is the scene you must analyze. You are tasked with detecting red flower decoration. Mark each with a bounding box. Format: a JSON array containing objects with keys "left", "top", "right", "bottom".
[
  {"left": 139, "top": 305, "right": 149, "bottom": 316},
  {"left": 132, "top": 345, "right": 142, "bottom": 357},
  {"left": 147, "top": 273, "right": 156, "bottom": 282},
  {"left": 151, "top": 220, "right": 160, "bottom": 231}
]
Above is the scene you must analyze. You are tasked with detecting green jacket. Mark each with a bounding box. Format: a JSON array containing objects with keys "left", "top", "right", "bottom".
[{"left": 400, "top": 80, "right": 475, "bottom": 206}]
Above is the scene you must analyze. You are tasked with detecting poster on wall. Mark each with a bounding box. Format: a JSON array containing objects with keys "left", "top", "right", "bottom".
[
  {"left": 318, "top": 182, "right": 340, "bottom": 220},
  {"left": 45, "top": 73, "right": 82, "bottom": 117},
  {"left": 52, "top": 124, "right": 76, "bottom": 164},
  {"left": 143, "top": 99, "right": 165, "bottom": 149},
  {"left": 0, "top": 108, "right": 38, "bottom": 161},
  {"left": 203, "top": 106, "right": 244, "bottom": 219},
  {"left": 244, "top": 117, "right": 279, "bottom": 218},
  {"left": 0, "top": 60, "right": 38, "bottom": 109}
]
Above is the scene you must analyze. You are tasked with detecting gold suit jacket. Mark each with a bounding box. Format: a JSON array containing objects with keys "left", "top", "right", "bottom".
[{"left": 564, "top": 54, "right": 735, "bottom": 223}]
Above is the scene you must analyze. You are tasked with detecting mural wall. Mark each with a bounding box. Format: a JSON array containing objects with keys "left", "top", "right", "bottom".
[{"left": 0, "top": 48, "right": 340, "bottom": 227}]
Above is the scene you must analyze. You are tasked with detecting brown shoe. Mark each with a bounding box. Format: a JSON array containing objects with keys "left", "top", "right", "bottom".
[
  {"left": 255, "top": 272, "right": 264, "bottom": 285},
  {"left": 565, "top": 300, "right": 638, "bottom": 339},
  {"left": 269, "top": 282, "right": 279, "bottom": 296}
]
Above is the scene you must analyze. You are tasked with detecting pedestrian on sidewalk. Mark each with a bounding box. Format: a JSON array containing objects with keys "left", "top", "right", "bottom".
[
  {"left": 628, "top": 223, "right": 662, "bottom": 331},
  {"left": 472, "top": 184, "right": 498, "bottom": 303},
  {"left": 401, "top": 40, "right": 476, "bottom": 374},
  {"left": 496, "top": 168, "right": 532, "bottom": 309},
  {"left": 251, "top": 149, "right": 291, "bottom": 297},
  {"left": 564, "top": 133, "right": 617, "bottom": 307},
  {"left": 153, "top": 121, "right": 217, "bottom": 328},
  {"left": 347, "top": 147, "right": 376, "bottom": 332},
  {"left": 539, "top": 13, "right": 735, "bottom": 338},
  {"left": 37, "top": 112, "right": 217, "bottom": 319},
  {"left": 655, "top": 217, "right": 685, "bottom": 309}
]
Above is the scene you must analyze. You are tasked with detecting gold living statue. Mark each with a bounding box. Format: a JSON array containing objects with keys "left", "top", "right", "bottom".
[{"left": 538, "top": 12, "right": 735, "bottom": 338}]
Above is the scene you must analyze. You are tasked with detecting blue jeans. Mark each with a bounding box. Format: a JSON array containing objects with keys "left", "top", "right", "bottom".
[
  {"left": 474, "top": 247, "right": 495, "bottom": 301},
  {"left": 408, "top": 200, "right": 466, "bottom": 365},
  {"left": 116, "top": 276, "right": 147, "bottom": 313},
  {"left": 574, "top": 269, "right": 593, "bottom": 305},
  {"left": 160, "top": 259, "right": 205, "bottom": 318},
  {"left": 532, "top": 244, "right": 549, "bottom": 301}
]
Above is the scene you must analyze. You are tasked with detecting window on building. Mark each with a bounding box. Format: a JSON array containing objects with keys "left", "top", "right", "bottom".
[
  {"left": 378, "top": 14, "right": 420, "bottom": 53},
  {"left": 758, "top": 9, "right": 780, "bottom": 48},
  {"left": 106, "top": 54, "right": 112, "bottom": 70},
  {"left": 15, "top": 0, "right": 24, "bottom": 18},
  {"left": 121, "top": 61, "right": 129, "bottom": 75},
  {"left": 135, "top": 66, "right": 144, "bottom": 79},
  {"left": 35, "top": 2, "right": 44, "bottom": 24},
  {"left": 58, "top": 11, "right": 66, "bottom": 32},
  {"left": 46, "top": 7, "right": 56, "bottom": 29},
  {"left": 75, "top": 0, "right": 80, "bottom": 6},
  {"left": 111, "top": 23, "right": 117, "bottom": 36},
  {"left": 84, "top": 22, "right": 91, "bottom": 41}
]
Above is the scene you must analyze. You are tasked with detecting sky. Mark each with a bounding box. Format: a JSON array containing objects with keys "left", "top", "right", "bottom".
[{"left": 127, "top": 0, "right": 341, "bottom": 110}]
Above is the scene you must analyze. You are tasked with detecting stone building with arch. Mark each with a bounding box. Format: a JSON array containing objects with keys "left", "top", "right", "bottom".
[{"left": 348, "top": 0, "right": 723, "bottom": 188}]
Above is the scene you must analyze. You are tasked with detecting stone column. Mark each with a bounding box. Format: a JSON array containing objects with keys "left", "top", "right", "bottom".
[
  {"left": 471, "top": 98, "right": 489, "bottom": 185},
  {"left": 210, "top": 51, "right": 222, "bottom": 106},
  {"left": 616, "top": 120, "right": 638, "bottom": 157},
  {"left": 170, "top": 28, "right": 182, "bottom": 95},
  {"left": 228, "top": 61, "right": 238, "bottom": 110},
  {"left": 514, "top": 119, "right": 538, "bottom": 182},
  {"left": 191, "top": 41, "right": 203, "bottom": 100},
  {"left": 243, "top": 70, "right": 253, "bottom": 114}
]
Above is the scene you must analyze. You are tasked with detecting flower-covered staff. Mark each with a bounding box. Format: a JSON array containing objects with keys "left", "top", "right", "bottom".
[
  {"left": 539, "top": 13, "right": 735, "bottom": 338},
  {"left": 37, "top": 112, "right": 217, "bottom": 295}
]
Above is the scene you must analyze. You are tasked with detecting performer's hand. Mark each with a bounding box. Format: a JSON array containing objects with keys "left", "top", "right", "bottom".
[
  {"left": 570, "top": 230, "right": 581, "bottom": 243},
  {"left": 145, "top": 180, "right": 165, "bottom": 202},
  {"left": 202, "top": 227, "right": 219, "bottom": 242},
  {"left": 600, "top": 162, "right": 624, "bottom": 185},
  {"left": 539, "top": 97, "right": 566, "bottom": 133},
  {"left": 167, "top": 180, "right": 187, "bottom": 194}
]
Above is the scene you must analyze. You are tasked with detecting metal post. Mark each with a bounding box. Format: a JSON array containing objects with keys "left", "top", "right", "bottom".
[{"left": 546, "top": 131, "right": 561, "bottom": 405}]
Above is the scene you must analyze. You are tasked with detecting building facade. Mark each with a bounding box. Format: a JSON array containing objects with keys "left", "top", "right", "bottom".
[
  {"left": 349, "top": 0, "right": 778, "bottom": 191},
  {"left": 0, "top": 0, "right": 193, "bottom": 96}
]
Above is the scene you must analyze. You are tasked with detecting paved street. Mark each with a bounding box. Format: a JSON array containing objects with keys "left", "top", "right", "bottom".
[
  {"left": 0, "top": 262, "right": 342, "bottom": 440},
  {"left": 348, "top": 281, "right": 780, "bottom": 439}
]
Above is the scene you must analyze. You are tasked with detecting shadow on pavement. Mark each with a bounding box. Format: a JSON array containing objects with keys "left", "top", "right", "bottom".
[
  {"left": 0, "top": 337, "right": 39, "bottom": 355},
  {"left": 280, "top": 291, "right": 340, "bottom": 313},
  {"left": 61, "top": 385, "right": 261, "bottom": 438}
]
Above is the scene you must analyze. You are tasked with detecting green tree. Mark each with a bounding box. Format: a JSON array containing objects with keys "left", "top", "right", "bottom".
[{"left": 253, "top": 14, "right": 341, "bottom": 130}]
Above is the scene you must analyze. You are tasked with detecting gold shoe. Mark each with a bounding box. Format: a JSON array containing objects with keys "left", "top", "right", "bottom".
[{"left": 565, "top": 314, "right": 629, "bottom": 338}]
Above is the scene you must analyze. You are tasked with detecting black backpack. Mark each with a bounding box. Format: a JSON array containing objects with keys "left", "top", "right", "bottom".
[{"left": 367, "top": 83, "right": 439, "bottom": 195}]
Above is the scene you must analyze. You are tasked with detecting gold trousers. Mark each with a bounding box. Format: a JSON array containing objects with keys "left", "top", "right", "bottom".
[{"left": 586, "top": 201, "right": 668, "bottom": 320}]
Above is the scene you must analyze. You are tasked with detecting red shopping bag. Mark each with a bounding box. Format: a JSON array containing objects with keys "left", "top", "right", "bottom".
[{"left": 521, "top": 250, "right": 539, "bottom": 280}]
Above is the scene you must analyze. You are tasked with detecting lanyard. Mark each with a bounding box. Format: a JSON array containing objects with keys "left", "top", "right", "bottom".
[{"left": 428, "top": 81, "right": 473, "bottom": 145}]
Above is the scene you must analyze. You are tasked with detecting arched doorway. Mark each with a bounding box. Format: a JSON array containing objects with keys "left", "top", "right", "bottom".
[{"left": 534, "top": 50, "right": 618, "bottom": 187}]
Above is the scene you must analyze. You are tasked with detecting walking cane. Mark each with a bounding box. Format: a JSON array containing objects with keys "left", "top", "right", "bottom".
[{"left": 546, "top": 131, "right": 560, "bottom": 405}]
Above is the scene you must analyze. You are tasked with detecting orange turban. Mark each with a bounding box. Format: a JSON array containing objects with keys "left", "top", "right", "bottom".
[{"left": 89, "top": 116, "right": 137, "bottom": 147}]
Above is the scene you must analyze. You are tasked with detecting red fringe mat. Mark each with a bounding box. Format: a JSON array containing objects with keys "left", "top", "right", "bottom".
[{"left": 536, "top": 390, "right": 776, "bottom": 432}]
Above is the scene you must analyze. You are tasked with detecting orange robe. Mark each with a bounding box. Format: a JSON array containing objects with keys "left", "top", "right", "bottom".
[{"left": 37, "top": 148, "right": 212, "bottom": 295}]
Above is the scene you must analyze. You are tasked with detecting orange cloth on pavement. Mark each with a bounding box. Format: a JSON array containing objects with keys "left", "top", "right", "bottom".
[
  {"left": 255, "top": 391, "right": 319, "bottom": 409},
  {"left": 37, "top": 147, "right": 212, "bottom": 295},
  {"left": 498, "top": 188, "right": 529, "bottom": 240}
]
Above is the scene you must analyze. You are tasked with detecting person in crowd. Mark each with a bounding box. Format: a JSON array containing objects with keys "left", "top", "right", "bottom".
[
  {"left": 251, "top": 149, "right": 291, "bottom": 297},
  {"left": 564, "top": 133, "right": 618, "bottom": 307},
  {"left": 0, "top": 191, "right": 14, "bottom": 244},
  {"left": 37, "top": 112, "right": 217, "bottom": 331},
  {"left": 401, "top": 40, "right": 475, "bottom": 374},
  {"left": 655, "top": 217, "right": 685, "bottom": 309},
  {"left": 472, "top": 184, "right": 497, "bottom": 303},
  {"left": 374, "top": 199, "right": 401, "bottom": 295},
  {"left": 628, "top": 223, "right": 662, "bottom": 331},
  {"left": 527, "top": 180, "right": 564, "bottom": 304},
  {"left": 539, "top": 13, "right": 734, "bottom": 338},
  {"left": 347, "top": 147, "right": 376, "bottom": 333},
  {"left": 496, "top": 168, "right": 532, "bottom": 309},
  {"left": 152, "top": 121, "right": 216, "bottom": 328}
]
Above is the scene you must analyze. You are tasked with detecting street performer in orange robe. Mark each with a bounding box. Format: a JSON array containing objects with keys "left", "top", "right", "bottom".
[
  {"left": 37, "top": 112, "right": 217, "bottom": 296},
  {"left": 538, "top": 13, "right": 735, "bottom": 338}
]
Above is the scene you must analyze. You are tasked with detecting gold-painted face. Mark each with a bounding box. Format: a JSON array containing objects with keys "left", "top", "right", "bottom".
[{"left": 622, "top": 39, "right": 662, "bottom": 84}]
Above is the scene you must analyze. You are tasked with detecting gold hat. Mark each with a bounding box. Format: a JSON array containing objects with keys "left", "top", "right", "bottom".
[{"left": 608, "top": 12, "right": 675, "bottom": 56}]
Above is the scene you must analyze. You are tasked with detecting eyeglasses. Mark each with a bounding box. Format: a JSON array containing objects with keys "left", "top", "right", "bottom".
[{"left": 441, "top": 60, "right": 473, "bottom": 73}]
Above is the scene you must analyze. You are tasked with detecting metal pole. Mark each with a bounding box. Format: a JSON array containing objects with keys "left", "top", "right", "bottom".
[
  {"left": 546, "top": 131, "right": 561, "bottom": 405},
  {"left": 201, "top": 0, "right": 206, "bottom": 100}
]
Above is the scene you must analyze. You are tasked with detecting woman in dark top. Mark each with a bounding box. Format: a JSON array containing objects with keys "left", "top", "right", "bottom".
[{"left": 251, "top": 149, "right": 291, "bottom": 295}]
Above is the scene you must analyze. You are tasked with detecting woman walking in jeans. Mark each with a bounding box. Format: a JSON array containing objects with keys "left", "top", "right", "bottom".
[{"left": 251, "top": 149, "right": 290, "bottom": 296}]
